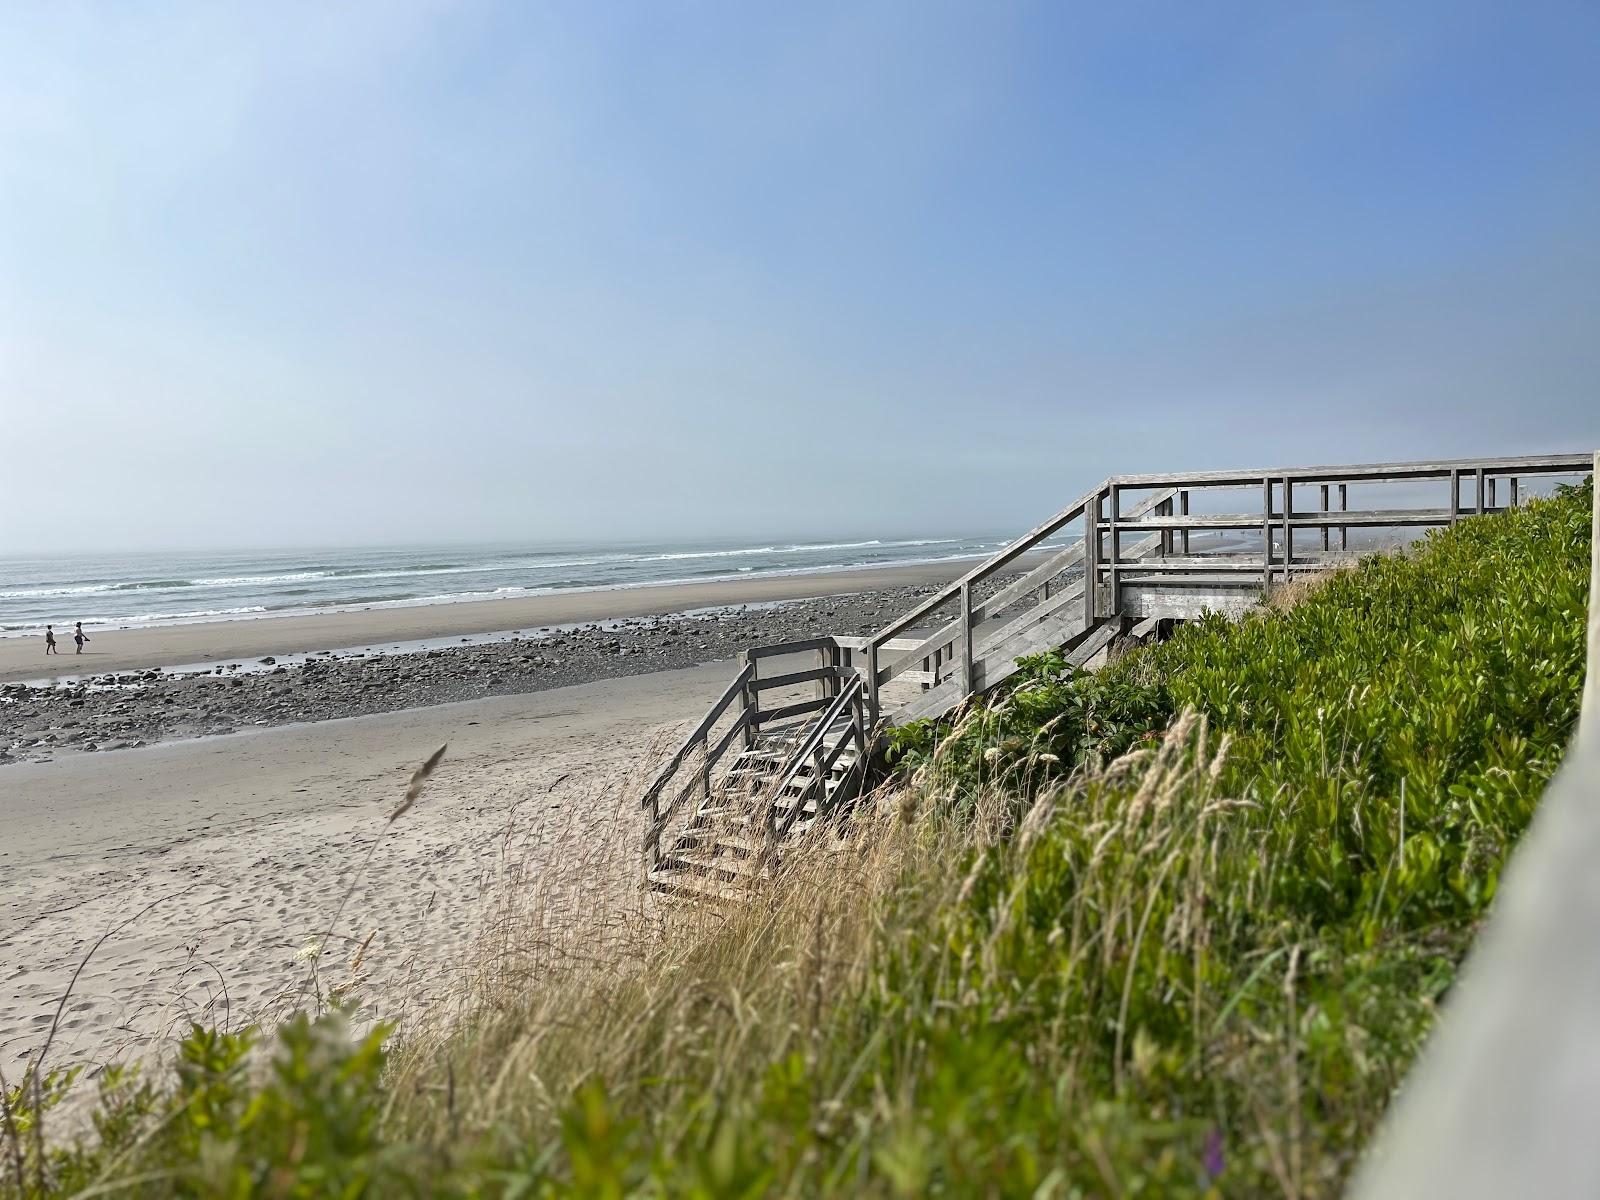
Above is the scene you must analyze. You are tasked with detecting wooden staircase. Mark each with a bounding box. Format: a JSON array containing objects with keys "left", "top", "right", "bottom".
[
  {"left": 647, "top": 709, "right": 864, "bottom": 903},
  {"left": 640, "top": 452, "right": 1594, "bottom": 903},
  {"left": 642, "top": 660, "right": 869, "bottom": 905}
]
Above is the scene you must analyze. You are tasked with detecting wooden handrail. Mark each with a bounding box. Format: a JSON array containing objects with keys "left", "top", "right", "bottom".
[
  {"left": 869, "top": 482, "right": 1107, "bottom": 647},
  {"left": 1108, "top": 452, "right": 1593, "bottom": 489},
  {"left": 749, "top": 665, "right": 840, "bottom": 693},
  {"left": 764, "top": 673, "right": 865, "bottom": 839},
  {"left": 877, "top": 529, "right": 1166, "bottom": 688},
  {"left": 745, "top": 636, "right": 843, "bottom": 659},
  {"left": 639, "top": 661, "right": 754, "bottom": 808},
  {"left": 782, "top": 709, "right": 867, "bottom": 830}
]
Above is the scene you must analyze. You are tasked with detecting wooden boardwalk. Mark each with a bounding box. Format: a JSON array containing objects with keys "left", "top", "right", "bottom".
[{"left": 641, "top": 452, "right": 1594, "bottom": 901}]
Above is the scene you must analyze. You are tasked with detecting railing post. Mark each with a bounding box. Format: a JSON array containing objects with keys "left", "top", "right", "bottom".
[
  {"left": 1262, "top": 476, "right": 1273, "bottom": 594},
  {"left": 647, "top": 794, "right": 660, "bottom": 870},
  {"left": 737, "top": 649, "right": 756, "bottom": 750},
  {"left": 866, "top": 639, "right": 880, "bottom": 728},
  {"left": 959, "top": 580, "right": 974, "bottom": 697},
  {"left": 1180, "top": 488, "right": 1190, "bottom": 555},
  {"left": 1510, "top": 476, "right": 1520, "bottom": 508},
  {"left": 1281, "top": 476, "right": 1292, "bottom": 582},
  {"left": 1449, "top": 468, "right": 1461, "bottom": 525},
  {"left": 1320, "top": 483, "right": 1330, "bottom": 552},
  {"left": 1083, "top": 493, "right": 1099, "bottom": 626},
  {"left": 1489, "top": 476, "right": 1497, "bottom": 509},
  {"left": 1476, "top": 467, "right": 1486, "bottom": 516},
  {"left": 1108, "top": 484, "right": 1121, "bottom": 614},
  {"left": 1339, "top": 482, "right": 1348, "bottom": 550}
]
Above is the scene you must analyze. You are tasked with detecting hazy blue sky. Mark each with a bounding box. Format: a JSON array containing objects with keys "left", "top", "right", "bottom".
[{"left": 2, "top": 2, "right": 1597, "bottom": 552}]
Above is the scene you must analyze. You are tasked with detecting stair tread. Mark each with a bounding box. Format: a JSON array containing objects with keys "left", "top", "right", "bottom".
[
  {"left": 648, "top": 869, "right": 749, "bottom": 904},
  {"left": 673, "top": 847, "right": 765, "bottom": 877}
]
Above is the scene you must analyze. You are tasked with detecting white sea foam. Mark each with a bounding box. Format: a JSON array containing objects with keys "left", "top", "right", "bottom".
[{"left": 0, "top": 536, "right": 1007, "bottom": 635}]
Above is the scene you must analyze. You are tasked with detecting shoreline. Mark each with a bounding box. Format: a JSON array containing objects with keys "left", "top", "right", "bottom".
[
  {"left": 0, "top": 558, "right": 990, "bottom": 684},
  {"left": 2, "top": 565, "right": 1036, "bottom": 766}
]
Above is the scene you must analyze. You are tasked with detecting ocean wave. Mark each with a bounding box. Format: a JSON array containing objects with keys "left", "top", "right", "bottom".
[
  {"left": 0, "top": 582, "right": 119, "bottom": 600},
  {"left": 0, "top": 542, "right": 977, "bottom": 604},
  {"left": 0, "top": 538, "right": 1009, "bottom": 634},
  {"left": 632, "top": 537, "right": 963, "bottom": 564},
  {"left": 109, "top": 578, "right": 195, "bottom": 591},
  {"left": 123, "top": 605, "right": 271, "bottom": 622}
]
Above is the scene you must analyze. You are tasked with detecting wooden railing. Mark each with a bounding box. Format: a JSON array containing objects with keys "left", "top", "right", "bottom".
[
  {"left": 858, "top": 452, "right": 1595, "bottom": 726},
  {"left": 644, "top": 452, "right": 1593, "bottom": 861},
  {"left": 640, "top": 635, "right": 865, "bottom": 869},
  {"left": 762, "top": 671, "right": 868, "bottom": 842}
]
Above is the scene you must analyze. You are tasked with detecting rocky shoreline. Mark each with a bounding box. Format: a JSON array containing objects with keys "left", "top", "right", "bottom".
[{"left": 0, "top": 577, "right": 1017, "bottom": 766}]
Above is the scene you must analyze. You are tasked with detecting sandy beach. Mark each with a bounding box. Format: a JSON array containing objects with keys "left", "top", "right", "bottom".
[
  {"left": 0, "top": 660, "right": 747, "bottom": 1072},
  {"left": 0, "top": 560, "right": 990, "bottom": 684},
  {"left": 0, "top": 559, "right": 1029, "bottom": 1072}
]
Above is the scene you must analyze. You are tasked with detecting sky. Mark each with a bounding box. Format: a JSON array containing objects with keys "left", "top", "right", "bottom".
[{"left": 2, "top": 1, "right": 1597, "bottom": 553}]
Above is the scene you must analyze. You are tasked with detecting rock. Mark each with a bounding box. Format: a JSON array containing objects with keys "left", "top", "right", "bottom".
[{"left": 260, "top": 656, "right": 276, "bottom": 665}]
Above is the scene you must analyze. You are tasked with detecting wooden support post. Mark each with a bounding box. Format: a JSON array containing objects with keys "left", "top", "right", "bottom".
[
  {"left": 959, "top": 580, "right": 974, "bottom": 696},
  {"left": 1475, "top": 467, "right": 1485, "bottom": 516},
  {"left": 1489, "top": 477, "right": 1497, "bottom": 509},
  {"left": 1320, "top": 483, "right": 1330, "bottom": 551},
  {"left": 1083, "top": 494, "right": 1099, "bottom": 626},
  {"left": 866, "top": 640, "right": 880, "bottom": 728},
  {"left": 1449, "top": 469, "right": 1461, "bottom": 526},
  {"left": 737, "top": 649, "right": 756, "bottom": 750},
  {"left": 1108, "top": 484, "right": 1121, "bottom": 614},
  {"left": 1338, "top": 482, "right": 1348, "bottom": 550},
  {"left": 1281, "top": 476, "right": 1292, "bottom": 582},
  {"left": 1510, "top": 476, "right": 1520, "bottom": 508},
  {"left": 1262, "top": 476, "right": 1273, "bottom": 594},
  {"left": 1180, "top": 489, "right": 1190, "bottom": 555}
]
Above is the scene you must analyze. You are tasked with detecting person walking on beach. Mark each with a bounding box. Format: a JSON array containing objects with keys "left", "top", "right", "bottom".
[
  {"left": 44, "top": 625, "right": 58, "bottom": 654},
  {"left": 74, "top": 622, "right": 90, "bottom": 654}
]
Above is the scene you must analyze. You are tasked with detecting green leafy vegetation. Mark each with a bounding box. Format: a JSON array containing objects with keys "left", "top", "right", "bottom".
[{"left": 3, "top": 482, "right": 1590, "bottom": 1197}]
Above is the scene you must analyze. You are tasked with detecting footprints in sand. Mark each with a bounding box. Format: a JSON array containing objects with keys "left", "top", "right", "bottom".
[{"left": 1, "top": 729, "right": 647, "bottom": 1078}]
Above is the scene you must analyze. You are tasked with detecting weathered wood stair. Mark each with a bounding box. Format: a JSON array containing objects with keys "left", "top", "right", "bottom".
[
  {"left": 641, "top": 452, "right": 1593, "bottom": 902},
  {"left": 647, "top": 718, "right": 862, "bottom": 903}
]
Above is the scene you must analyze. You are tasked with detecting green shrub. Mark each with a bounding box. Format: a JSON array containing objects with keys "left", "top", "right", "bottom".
[{"left": 2, "top": 1013, "right": 405, "bottom": 1198}]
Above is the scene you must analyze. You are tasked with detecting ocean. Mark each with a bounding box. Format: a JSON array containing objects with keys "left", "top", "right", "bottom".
[{"left": 0, "top": 534, "right": 1023, "bottom": 636}]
